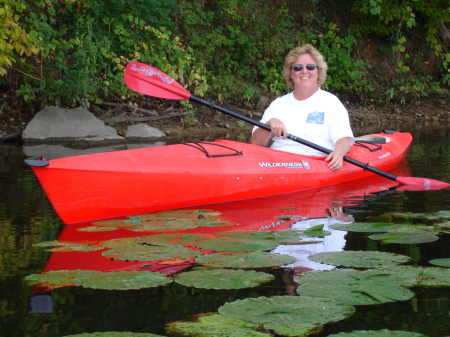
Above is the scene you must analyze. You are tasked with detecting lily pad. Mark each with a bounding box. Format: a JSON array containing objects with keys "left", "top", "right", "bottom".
[
  {"left": 33, "top": 241, "right": 102, "bottom": 252},
  {"left": 165, "top": 313, "right": 271, "bottom": 337},
  {"left": 100, "top": 237, "right": 141, "bottom": 249},
  {"left": 91, "top": 219, "right": 144, "bottom": 228},
  {"left": 101, "top": 245, "right": 202, "bottom": 262},
  {"left": 303, "top": 224, "right": 331, "bottom": 238},
  {"left": 328, "top": 329, "right": 427, "bottom": 336},
  {"left": 146, "top": 209, "right": 223, "bottom": 219},
  {"left": 74, "top": 270, "right": 171, "bottom": 290},
  {"left": 217, "top": 229, "right": 329, "bottom": 243},
  {"left": 166, "top": 312, "right": 322, "bottom": 337},
  {"left": 64, "top": 332, "right": 164, "bottom": 336},
  {"left": 308, "top": 251, "right": 411, "bottom": 268},
  {"left": 25, "top": 270, "right": 101, "bottom": 287},
  {"left": 434, "top": 221, "right": 450, "bottom": 233},
  {"left": 194, "top": 238, "right": 278, "bottom": 252},
  {"left": 138, "top": 233, "right": 214, "bottom": 247},
  {"left": 295, "top": 269, "right": 416, "bottom": 305},
  {"left": 174, "top": 269, "right": 274, "bottom": 289},
  {"left": 368, "top": 233, "right": 439, "bottom": 244},
  {"left": 330, "top": 222, "right": 400, "bottom": 232},
  {"left": 262, "top": 323, "right": 323, "bottom": 337},
  {"left": 386, "top": 225, "right": 441, "bottom": 235},
  {"left": 429, "top": 258, "right": 450, "bottom": 268},
  {"left": 127, "top": 218, "right": 202, "bottom": 232},
  {"left": 218, "top": 295, "right": 355, "bottom": 325},
  {"left": 196, "top": 251, "right": 296, "bottom": 269},
  {"left": 389, "top": 210, "right": 450, "bottom": 220},
  {"left": 375, "top": 265, "right": 450, "bottom": 287},
  {"left": 77, "top": 226, "right": 119, "bottom": 232}
]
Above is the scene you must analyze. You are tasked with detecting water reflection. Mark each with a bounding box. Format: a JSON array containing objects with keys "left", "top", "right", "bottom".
[
  {"left": 29, "top": 171, "right": 402, "bottom": 294},
  {"left": 1, "top": 124, "right": 450, "bottom": 336}
]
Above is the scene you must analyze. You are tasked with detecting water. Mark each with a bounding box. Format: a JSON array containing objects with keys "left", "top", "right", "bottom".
[{"left": 1, "top": 121, "right": 450, "bottom": 337}]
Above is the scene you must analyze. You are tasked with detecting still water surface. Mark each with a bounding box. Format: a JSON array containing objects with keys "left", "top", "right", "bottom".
[{"left": 1, "top": 121, "right": 450, "bottom": 336}]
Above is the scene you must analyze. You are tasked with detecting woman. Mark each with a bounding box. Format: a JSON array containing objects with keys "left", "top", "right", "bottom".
[{"left": 251, "top": 44, "right": 354, "bottom": 171}]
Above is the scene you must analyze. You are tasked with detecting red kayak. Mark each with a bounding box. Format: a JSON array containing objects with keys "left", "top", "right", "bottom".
[{"left": 26, "top": 131, "right": 412, "bottom": 224}]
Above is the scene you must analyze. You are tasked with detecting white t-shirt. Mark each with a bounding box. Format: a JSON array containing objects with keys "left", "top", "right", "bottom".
[{"left": 253, "top": 89, "right": 355, "bottom": 156}]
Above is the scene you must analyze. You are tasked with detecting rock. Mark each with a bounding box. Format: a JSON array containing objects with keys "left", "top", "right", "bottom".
[
  {"left": 255, "top": 95, "right": 271, "bottom": 111},
  {"left": 22, "top": 106, "right": 125, "bottom": 145},
  {"left": 125, "top": 123, "right": 167, "bottom": 141},
  {"left": 0, "top": 131, "right": 22, "bottom": 143}
]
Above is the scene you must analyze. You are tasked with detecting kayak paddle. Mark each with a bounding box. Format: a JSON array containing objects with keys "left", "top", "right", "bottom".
[{"left": 124, "top": 62, "right": 450, "bottom": 190}]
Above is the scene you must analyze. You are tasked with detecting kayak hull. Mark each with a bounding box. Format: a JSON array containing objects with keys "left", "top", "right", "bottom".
[{"left": 27, "top": 131, "right": 413, "bottom": 224}]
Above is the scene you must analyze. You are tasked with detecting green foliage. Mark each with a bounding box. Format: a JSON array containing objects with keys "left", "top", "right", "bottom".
[
  {"left": 351, "top": 0, "right": 450, "bottom": 101},
  {"left": 314, "top": 24, "right": 370, "bottom": 93},
  {"left": 1, "top": 0, "right": 448, "bottom": 108}
]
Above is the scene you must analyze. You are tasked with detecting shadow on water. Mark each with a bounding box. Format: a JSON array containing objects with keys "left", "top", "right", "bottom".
[{"left": 1, "top": 121, "right": 450, "bottom": 336}]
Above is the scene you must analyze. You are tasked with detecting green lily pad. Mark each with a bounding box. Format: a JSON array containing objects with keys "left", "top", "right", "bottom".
[
  {"left": 166, "top": 312, "right": 322, "bottom": 337},
  {"left": 330, "top": 222, "right": 401, "bottom": 232},
  {"left": 217, "top": 229, "right": 329, "bottom": 243},
  {"left": 262, "top": 323, "right": 323, "bottom": 336},
  {"left": 303, "top": 224, "right": 331, "bottom": 238},
  {"left": 389, "top": 210, "right": 450, "bottom": 220},
  {"left": 77, "top": 226, "right": 120, "bottom": 232},
  {"left": 127, "top": 218, "right": 202, "bottom": 232},
  {"left": 368, "top": 233, "right": 439, "bottom": 244},
  {"left": 148, "top": 209, "right": 223, "bottom": 219},
  {"left": 33, "top": 241, "right": 102, "bottom": 252},
  {"left": 308, "top": 251, "right": 411, "bottom": 268},
  {"left": 194, "top": 238, "right": 278, "bottom": 252},
  {"left": 138, "top": 233, "right": 213, "bottom": 247},
  {"left": 25, "top": 270, "right": 101, "bottom": 287},
  {"left": 295, "top": 269, "right": 416, "bottom": 305},
  {"left": 196, "top": 251, "right": 296, "bottom": 269},
  {"left": 434, "top": 221, "right": 450, "bottom": 233},
  {"left": 165, "top": 313, "right": 271, "bottom": 337},
  {"left": 328, "top": 329, "right": 427, "bottom": 336},
  {"left": 174, "top": 269, "right": 274, "bottom": 289},
  {"left": 64, "top": 332, "right": 165, "bottom": 336},
  {"left": 387, "top": 225, "right": 441, "bottom": 235},
  {"left": 375, "top": 265, "right": 450, "bottom": 287},
  {"left": 91, "top": 219, "right": 144, "bottom": 228},
  {"left": 101, "top": 245, "right": 202, "bottom": 262},
  {"left": 218, "top": 295, "right": 355, "bottom": 325},
  {"left": 74, "top": 270, "right": 171, "bottom": 290},
  {"left": 429, "top": 258, "right": 450, "bottom": 267},
  {"left": 100, "top": 237, "right": 141, "bottom": 249}
]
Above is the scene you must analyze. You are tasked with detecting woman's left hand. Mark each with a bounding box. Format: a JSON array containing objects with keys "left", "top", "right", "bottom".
[
  {"left": 325, "top": 152, "right": 344, "bottom": 170},
  {"left": 325, "top": 137, "right": 351, "bottom": 170}
]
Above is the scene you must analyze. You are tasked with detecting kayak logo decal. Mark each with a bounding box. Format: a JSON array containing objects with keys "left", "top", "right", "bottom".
[
  {"left": 130, "top": 63, "right": 174, "bottom": 84},
  {"left": 259, "top": 162, "right": 303, "bottom": 168},
  {"left": 378, "top": 152, "right": 391, "bottom": 159}
]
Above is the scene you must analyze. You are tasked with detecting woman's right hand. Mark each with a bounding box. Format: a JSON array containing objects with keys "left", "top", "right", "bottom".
[{"left": 266, "top": 118, "right": 288, "bottom": 139}]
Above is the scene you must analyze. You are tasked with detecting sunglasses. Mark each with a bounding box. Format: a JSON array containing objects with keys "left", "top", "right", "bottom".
[{"left": 291, "top": 64, "right": 318, "bottom": 71}]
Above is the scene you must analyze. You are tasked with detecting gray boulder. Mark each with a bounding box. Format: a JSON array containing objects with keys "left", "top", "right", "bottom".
[
  {"left": 22, "top": 106, "right": 125, "bottom": 145},
  {"left": 125, "top": 123, "right": 167, "bottom": 141}
]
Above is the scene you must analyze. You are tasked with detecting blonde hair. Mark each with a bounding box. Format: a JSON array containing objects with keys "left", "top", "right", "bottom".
[{"left": 282, "top": 44, "right": 328, "bottom": 89}]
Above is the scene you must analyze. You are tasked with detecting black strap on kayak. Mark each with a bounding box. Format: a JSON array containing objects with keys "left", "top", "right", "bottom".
[
  {"left": 353, "top": 136, "right": 387, "bottom": 152},
  {"left": 182, "top": 141, "right": 243, "bottom": 158},
  {"left": 353, "top": 141, "right": 383, "bottom": 152}
]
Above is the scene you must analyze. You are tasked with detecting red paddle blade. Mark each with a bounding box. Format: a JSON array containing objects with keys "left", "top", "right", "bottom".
[
  {"left": 124, "top": 62, "right": 191, "bottom": 100},
  {"left": 395, "top": 176, "right": 450, "bottom": 191}
]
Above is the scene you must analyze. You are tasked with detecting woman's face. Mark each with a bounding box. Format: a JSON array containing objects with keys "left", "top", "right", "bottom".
[{"left": 290, "top": 53, "right": 319, "bottom": 91}]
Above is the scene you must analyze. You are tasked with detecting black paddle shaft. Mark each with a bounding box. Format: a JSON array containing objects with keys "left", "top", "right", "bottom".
[{"left": 190, "top": 95, "right": 398, "bottom": 182}]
